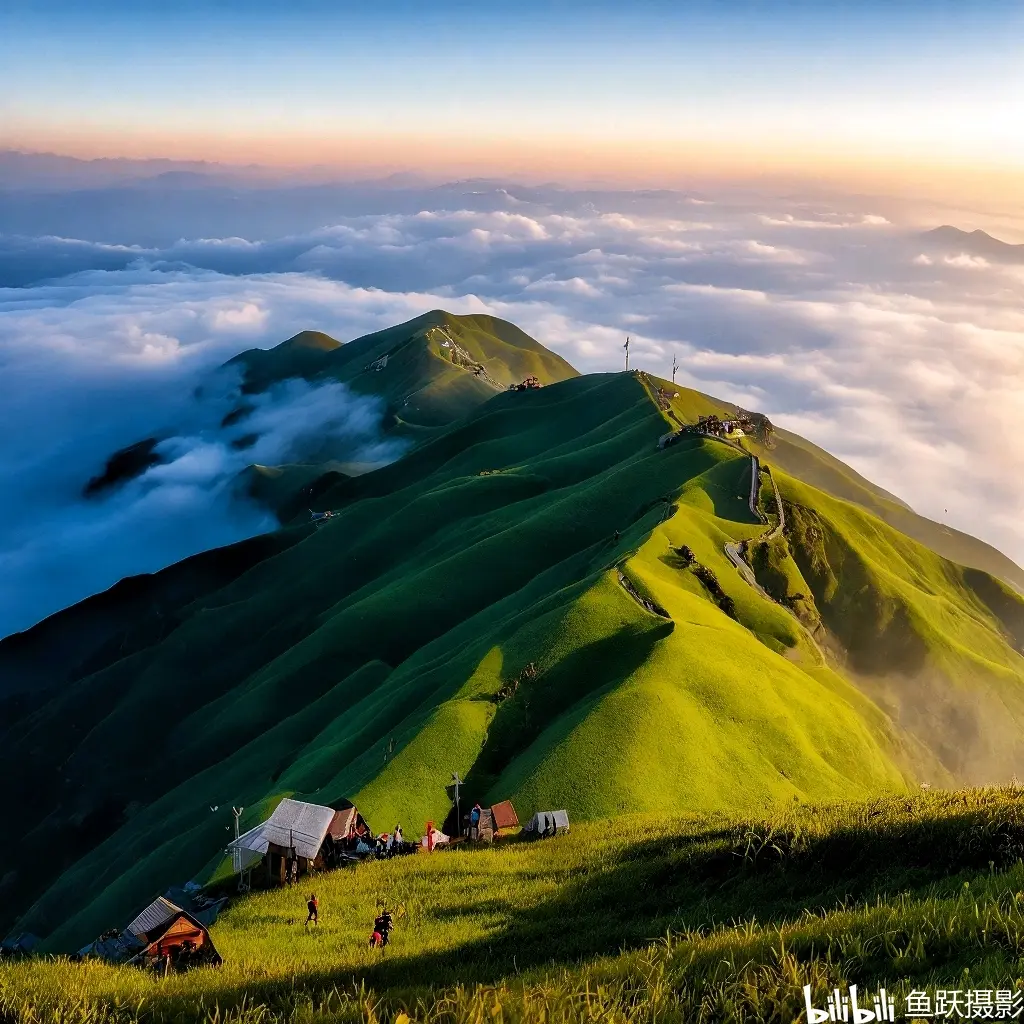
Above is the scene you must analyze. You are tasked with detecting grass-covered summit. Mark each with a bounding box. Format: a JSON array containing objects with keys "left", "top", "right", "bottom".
[
  {"left": 228, "top": 310, "right": 578, "bottom": 437},
  {"left": 3, "top": 312, "right": 1024, "bottom": 955}
]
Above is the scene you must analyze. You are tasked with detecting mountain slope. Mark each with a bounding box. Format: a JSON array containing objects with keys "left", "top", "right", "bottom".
[
  {"left": 766, "top": 427, "right": 1024, "bottom": 593},
  {"left": 1, "top": 372, "right": 911, "bottom": 951},
  {"left": 747, "top": 470, "right": 1024, "bottom": 781},
  {"left": 5, "top": 314, "right": 1024, "bottom": 955},
  {"left": 227, "top": 310, "right": 578, "bottom": 438},
  {"left": 8, "top": 790, "right": 1024, "bottom": 1024},
  {"left": 651, "top": 388, "right": 1024, "bottom": 593}
]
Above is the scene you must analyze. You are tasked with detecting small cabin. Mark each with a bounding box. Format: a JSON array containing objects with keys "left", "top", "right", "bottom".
[
  {"left": 467, "top": 800, "right": 519, "bottom": 843},
  {"left": 79, "top": 897, "right": 221, "bottom": 971},
  {"left": 228, "top": 798, "right": 370, "bottom": 884},
  {"left": 124, "top": 897, "right": 222, "bottom": 971}
]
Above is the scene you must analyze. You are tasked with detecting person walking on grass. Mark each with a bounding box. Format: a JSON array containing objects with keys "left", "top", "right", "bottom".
[
  {"left": 369, "top": 908, "right": 394, "bottom": 948},
  {"left": 305, "top": 893, "right": 319, "bottom": 928}
]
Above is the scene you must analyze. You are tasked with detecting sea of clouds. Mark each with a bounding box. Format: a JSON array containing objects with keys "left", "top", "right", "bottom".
[{"left": 1, "top": 179, "right": 1023, "bottom": 638}]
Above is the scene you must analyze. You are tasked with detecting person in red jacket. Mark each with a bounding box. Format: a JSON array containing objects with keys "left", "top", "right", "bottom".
[{"left": 304, "top": 893, "right": 319, "bottom": 928}]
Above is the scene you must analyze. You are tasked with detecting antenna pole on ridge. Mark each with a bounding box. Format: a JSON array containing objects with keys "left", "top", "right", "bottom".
[
  {"left": 451, "top": 772, "right": 463, "bottom": 837},
  {"left": 624, "top": 336, "right": 630, "bottom": 371},
  {"left": 231, "top": 805, "right": 244, "bottom": 890},
  {"left": 672, "top": 354, "right": 678, "bottom": 383}
]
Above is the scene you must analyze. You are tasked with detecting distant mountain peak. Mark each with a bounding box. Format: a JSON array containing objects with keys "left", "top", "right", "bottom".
[
  {"left": 276, "top": 330, "right": 342, "bottom": 353},
  {"left": 921, "top": 225, "right": 1024, "bottom": 261}
]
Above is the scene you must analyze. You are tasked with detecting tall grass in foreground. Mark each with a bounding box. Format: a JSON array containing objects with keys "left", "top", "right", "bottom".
[{"left": 6, "top": 789, "right": 1024, "bottom": 1023}]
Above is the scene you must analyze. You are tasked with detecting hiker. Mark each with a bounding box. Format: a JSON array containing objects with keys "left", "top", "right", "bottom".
[
  {"left": 470, "top": 803, "right": 482, "bottom": 840},
  {"left": 305, "top": 893, "right": 319, "bottom": 928},
  {"left": 369, "top": 909, "right": 394, "bottom": 948},
  {"left": 613, "top": 529, "right": 621, "bottom": 543},
  {"left": 393, "top": 823, "right": 403, "bottom": 851}
]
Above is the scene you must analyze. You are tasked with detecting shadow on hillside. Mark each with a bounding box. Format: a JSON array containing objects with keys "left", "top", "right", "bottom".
[
  {"left": 175, "top": 799, "right": 1024, "bottom": 1006},
  {"left": 447, "top": 623, "right": 674, "bottom": 830}
]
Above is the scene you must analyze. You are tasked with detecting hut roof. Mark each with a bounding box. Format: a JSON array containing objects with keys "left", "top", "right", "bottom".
[
  {"left": 126, "top": 897, "right": 182, "bottom": 940},
  {"left": 490, "top": 800, "right": 519, "bottom": 830},
  {"left": 328, "top": 805, "right": 359, "bottom": 839},
  {"left": 228, "top": 798, "right": 336, "bottom": 861}
]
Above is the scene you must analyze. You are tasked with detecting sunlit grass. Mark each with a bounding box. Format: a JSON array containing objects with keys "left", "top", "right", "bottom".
[{"left": 6, "top": 788, "right": 1024, "bottom": 1023}]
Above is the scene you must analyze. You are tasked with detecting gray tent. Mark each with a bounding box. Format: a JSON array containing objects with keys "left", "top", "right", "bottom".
[{"left": 523, "top": 810, "right": 569, "bottom": 838}]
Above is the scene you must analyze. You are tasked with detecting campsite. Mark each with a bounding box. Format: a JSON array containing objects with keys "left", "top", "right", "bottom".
[
  {"left": 6, "top": 789, "right": 1024, "bottom": 1024},
  {"left": 61, "top": 792, "right": 542, "bottom": 976}
]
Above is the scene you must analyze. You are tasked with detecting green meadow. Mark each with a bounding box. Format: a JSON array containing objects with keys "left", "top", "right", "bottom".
[{"left": 6, "top": 789, "right": 1024, "bottom": 1024}]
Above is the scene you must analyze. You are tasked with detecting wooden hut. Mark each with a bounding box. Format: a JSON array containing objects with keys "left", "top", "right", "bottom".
[
  {"left": 126, "top": 897, "right": 221, "bottom": 970},
  {"left": 490, "top": 800, "right": 519, "bottom": 832},
  {"left": 228, "top": 798, "right": 370, "bottom": 883}
]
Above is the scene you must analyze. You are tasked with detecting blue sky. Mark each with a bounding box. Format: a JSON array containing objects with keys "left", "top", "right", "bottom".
[{"left": 3, "top": 0, "right": 1022, "bottom": 190}]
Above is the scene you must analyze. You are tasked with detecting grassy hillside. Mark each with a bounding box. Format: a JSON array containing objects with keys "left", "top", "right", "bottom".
[
  {"left": 654, "top": 387, "right": 1024, "bottom": 592},
  {"left": 228, "top": 311, "right": 578, "bottom": 438},
  {"left": 0, "top": 528, "right": 310, "bottom": 701},
  {"left": 6, "top": 315, "right": 1024, "bottom": 961},
  {"left": 6, "top": 789, "right": 1024, "bottom": 1024},
  {"left": 747, "top": 470, "right": 1024, "bottom": 784},
  {"left": 766, "top": 428, "right": 1024, "bottom": 593},
  {"left": 0, "top": 371, "right": 914, "bottom": 952}
]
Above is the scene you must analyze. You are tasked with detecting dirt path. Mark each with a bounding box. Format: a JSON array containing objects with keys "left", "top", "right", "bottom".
[
  {"left": 724, "top": 541, "right": 772, "bottom": 600},
  {"left": 762, "top": 464, "right": 785, "bottom": 541}
]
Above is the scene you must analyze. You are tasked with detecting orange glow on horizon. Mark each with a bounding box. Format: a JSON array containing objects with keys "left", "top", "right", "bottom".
[{"left": 6, "top": 123, "right": 1023, "bottom": 211}]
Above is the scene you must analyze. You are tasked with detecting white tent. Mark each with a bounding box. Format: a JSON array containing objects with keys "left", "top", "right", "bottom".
[
  {"left": 227, "top": 798, "right": 337, "bottom": 864},
  {"left": 420, "top": 827, "right": 450, "bottom": 848},
  {"left": 523, "top": 809, "right": 569, "bottom": 838}
]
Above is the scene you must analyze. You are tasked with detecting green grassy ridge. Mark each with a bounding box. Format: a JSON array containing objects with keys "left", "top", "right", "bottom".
[
  {"left": 0, "top": 527, "right": 311, "bottom": 700},
  {"left": 765, "top": 428, "right": 1024, "bottom": 593},
  {"left": 7, "top": 324, "right": 1024, "bottom": 960},
  {"left": 228, "top": 318, "right": 1023, "bottom": 599},
  {"left": 646, "top": 378, "right": 1024, "bottom": 592},
  {"left": 7, "top": 789, "right": 1024, "bottom": 1024},
  {"left": 227, "top": 311, "right": 578, "bottom": 437},
  {"left": 0, "top": 373, "right": 719, "bottom": 946},
  {"left": 749, "top": 471, "right": 1024, "bottom": 785},
  {"left": 4, "top": 372, "right": 921, "bottom": 952}
]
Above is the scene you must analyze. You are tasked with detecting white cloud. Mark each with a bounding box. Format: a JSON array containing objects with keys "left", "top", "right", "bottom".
[
  {"left": 2, "top": 187, "right": 1023, "bottom": 638},
  {"left": 211, "top": 302, "right": 268, "bottom": 329},
  {"left": 944, "top": 253, "right": 991, "bottom": 269}
]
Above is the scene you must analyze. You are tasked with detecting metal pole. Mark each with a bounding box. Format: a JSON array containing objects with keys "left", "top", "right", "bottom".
[
  {"left": 451, "top": 773, "right": 462, "bottom": 835},
  {"left": 624, "top": 337, "right": 630, "bottom": 371},
  {"left": 231, "top": 806, "right": 243, "bottom": 880},
  {"left": 672, "top": 354, "right": 678, "bottom": 383}
]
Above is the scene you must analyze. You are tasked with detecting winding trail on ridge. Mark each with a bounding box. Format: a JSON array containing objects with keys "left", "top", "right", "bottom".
[
  {"left": 638, "top": 372, "right": 783, "bottom": 600},
  {"left": 637, "top": 373, "right": 824, "bottom": 663}
]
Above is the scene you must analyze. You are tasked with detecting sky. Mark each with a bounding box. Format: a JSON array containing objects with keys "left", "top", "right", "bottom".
[{"left": 2, "top": 1, "right": 1024, "bottom": 203}]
